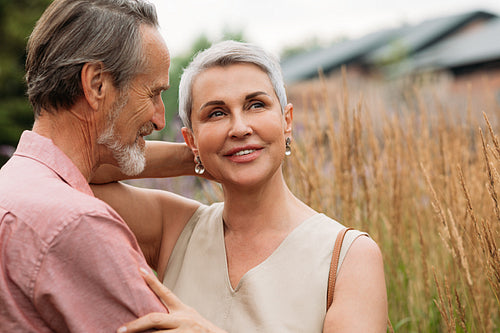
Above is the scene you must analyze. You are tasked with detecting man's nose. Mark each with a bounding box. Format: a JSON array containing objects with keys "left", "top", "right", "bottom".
[{"left": 152, "top": 99, "right": 166, "bottom": 131}]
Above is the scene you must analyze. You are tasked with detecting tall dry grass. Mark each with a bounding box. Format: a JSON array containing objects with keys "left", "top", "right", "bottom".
[{"left": 282, "top": 69, "right": 500, "bottom": 332}]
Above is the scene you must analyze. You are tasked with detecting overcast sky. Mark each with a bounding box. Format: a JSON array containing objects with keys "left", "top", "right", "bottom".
[{"left": 149, "top": 0, "right": 500, "bottom": 58}]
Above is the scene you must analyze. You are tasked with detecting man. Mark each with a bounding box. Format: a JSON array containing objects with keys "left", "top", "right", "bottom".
[{"left": 0, "top": 0, "right": 176, "bottom": 331}]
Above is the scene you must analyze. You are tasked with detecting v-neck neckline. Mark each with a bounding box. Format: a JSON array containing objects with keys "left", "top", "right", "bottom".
[{"left": 217, "top": 212, "right": 322, "bottom": 293}]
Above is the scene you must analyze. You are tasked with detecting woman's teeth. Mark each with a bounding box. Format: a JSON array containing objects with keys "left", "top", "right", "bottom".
[{"left": 234, "top": 149, "right": 255, "bottom": 156}]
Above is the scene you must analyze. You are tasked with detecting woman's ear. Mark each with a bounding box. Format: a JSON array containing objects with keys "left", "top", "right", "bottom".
[
  {"left": 284, "top": 103, "right": 293, "bottom": 135},
  {"left": 81, "top": 62, "right": 109, "bottom": 111},
  {"left": 181, "top": 127, "right": 199, "bottom": 157}
]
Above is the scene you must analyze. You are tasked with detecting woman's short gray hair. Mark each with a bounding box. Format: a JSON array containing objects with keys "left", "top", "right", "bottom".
[
  {"left": 26, "top": 0, "right": 159, "bottom": 117},
  {"left": 178, "top": 40, "right": 288, "bottom": 129}
]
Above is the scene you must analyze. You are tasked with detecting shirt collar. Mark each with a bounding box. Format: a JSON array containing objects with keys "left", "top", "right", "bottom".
[{"left": 14, "top": 131, "right": 94, "bottom": 197}]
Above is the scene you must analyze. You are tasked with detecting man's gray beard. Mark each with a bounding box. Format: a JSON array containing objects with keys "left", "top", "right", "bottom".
[
  {"left": 97, "top": 95, "right": 147, "bottom": 176},
  {"left": 99, "top": 127, "right": 146, "bottom": 176}
]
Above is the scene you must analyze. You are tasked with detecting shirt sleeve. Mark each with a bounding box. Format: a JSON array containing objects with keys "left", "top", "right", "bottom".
[{"left": 33, "top": 210, "right": 167, "bottom": 333}]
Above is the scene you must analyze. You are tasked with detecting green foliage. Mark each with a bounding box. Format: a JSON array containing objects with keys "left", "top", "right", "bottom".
[{"left": 0, "top": 0, "right": 52, "bottom": 161}]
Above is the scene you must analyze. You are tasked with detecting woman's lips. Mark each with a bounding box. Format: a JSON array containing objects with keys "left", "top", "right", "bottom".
[{"left": 224, "top": 146, "right": 263, "bottom": 163}]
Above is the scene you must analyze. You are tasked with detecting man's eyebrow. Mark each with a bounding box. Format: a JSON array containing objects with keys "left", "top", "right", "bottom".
[{"left": 152, "top": 84, "right": 170, "bottom": 94}]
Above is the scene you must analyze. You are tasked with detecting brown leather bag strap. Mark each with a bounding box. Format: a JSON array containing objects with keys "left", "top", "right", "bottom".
[{"left": 327, "top": 227, "right": 353, "bottom": 309}]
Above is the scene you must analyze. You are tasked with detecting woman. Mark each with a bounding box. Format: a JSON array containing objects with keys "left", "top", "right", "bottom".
[{"left": 93, "top": 41, "right": 387, "bottom": 332}]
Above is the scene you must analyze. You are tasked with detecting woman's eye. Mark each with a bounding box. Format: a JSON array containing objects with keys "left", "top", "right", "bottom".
[
  {"left": 249, "top": 101, "right": 265, "bottom": 109},
  {"left": 209, "top": 110, "right": 225, "bottom": 118}
]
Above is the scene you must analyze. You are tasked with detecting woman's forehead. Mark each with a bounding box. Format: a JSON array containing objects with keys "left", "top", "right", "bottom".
[{"left": 192, "top": 63, "right": 273, "bottom": 97}]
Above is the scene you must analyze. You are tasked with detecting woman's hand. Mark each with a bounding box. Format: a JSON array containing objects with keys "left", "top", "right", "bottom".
[
  {"left": 117, "top": 268, "right": 227, "bottom": 333},
  {"left": 91, "top": 141, "right": 215, "bottom": 184}
]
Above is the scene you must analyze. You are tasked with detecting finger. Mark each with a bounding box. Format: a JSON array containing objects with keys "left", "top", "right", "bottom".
[
  {"left": 139, "top": 267, "right": 185, "bottom": 311},
  {"left": 117, "top": 312, "right": 178, "bottom": 333}
]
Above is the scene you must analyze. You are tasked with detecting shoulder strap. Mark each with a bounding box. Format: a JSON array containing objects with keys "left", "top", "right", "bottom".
[{"left": 327, "top": 227, "right": 353, "bottom": 309}]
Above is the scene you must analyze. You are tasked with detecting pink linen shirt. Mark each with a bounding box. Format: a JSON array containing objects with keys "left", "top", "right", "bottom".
[{"left": 0, "top": 131, "right": 166, "bottom": 332}]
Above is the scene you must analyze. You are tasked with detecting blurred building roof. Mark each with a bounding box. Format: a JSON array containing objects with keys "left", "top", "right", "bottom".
[
  {"left": 403, "top": 17, "right": 500, "bottom": 75},
  {"left": 364, "top": 10, "right": 496, "bottom": 65},
  {"left": 281, "top": 9, "right": 499, "bottom": 83},
  {"left": 281, "top": 28, "right": 398, "bottom": 83}
]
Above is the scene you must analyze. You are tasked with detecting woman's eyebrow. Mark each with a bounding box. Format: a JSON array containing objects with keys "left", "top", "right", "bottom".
[
  {"left": 245, "top": 91, "right": 270, "bottom": 100},
  {"left": 198, "top": 92, "right": 271, "bottom": 112},
  {"left": 199, "top": 100, "right": 225, "bottom": 112}
]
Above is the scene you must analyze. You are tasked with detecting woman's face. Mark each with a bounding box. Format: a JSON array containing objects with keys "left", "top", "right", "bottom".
[{"left": 183, "top": 63, "right": 292, "bottom": 188}]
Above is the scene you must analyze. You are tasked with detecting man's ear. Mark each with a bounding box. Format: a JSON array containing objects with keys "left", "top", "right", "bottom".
[
  {"left": 81, "top": 62, "right": 109, "bottom": 111},
  {"left": 284, "top": 103, "right": 293, "bottom": 135},
  {"left": 181, "top": 127, "right": 199, "bottom": 158}
]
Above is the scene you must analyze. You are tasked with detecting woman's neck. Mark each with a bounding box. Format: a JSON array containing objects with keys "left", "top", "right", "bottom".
[
  {"left": 221, "top": 171, "right": 315, "bottom": 236},
  {"left": 220, "top": 169, "right": 318, "bottom": 289}
]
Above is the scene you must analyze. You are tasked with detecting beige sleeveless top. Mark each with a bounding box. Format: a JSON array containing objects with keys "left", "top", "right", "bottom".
[{"left": 163, "top": 203, "right": 367, "bottom": 332}]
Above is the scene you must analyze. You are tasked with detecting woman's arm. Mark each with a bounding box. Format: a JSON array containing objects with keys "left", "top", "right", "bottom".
[
  {"left": 91, "top": 140, "right": 202, "bottom": 274},
  {"left": 91, "top": 141, "right": 196, "bottom": 184},
  {"left": 323, "top": 236, "right": 388, "bottom": 333},
  {"left": 92, "top": 182, "right": 200, "bottom": 275}
]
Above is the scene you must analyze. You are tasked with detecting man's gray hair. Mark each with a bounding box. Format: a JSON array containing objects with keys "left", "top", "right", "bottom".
[
  {"left": 178, "top": 40, "right": 288, "bottom": 129},
  {"left": 25, "top": 0, "right": 159, "bottom": 117}
]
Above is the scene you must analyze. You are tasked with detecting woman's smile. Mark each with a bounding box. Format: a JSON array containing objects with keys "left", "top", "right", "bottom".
[{"left": 224, "top": 146, "right": 263, "bottom": 163}]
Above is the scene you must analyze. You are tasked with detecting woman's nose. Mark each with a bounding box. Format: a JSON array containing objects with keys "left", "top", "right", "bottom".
[{"left": 228, "top": 112, "right": 253, "bottom": 138}]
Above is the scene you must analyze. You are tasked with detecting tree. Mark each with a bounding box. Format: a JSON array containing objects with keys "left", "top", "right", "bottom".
[{"left": 0, "top": 0, "right": 52, "bottom": 165}]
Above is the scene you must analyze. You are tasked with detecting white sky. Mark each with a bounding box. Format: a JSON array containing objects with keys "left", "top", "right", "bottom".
[{"left": 149, "top": 0, "right": 500, "bottom": 58}]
